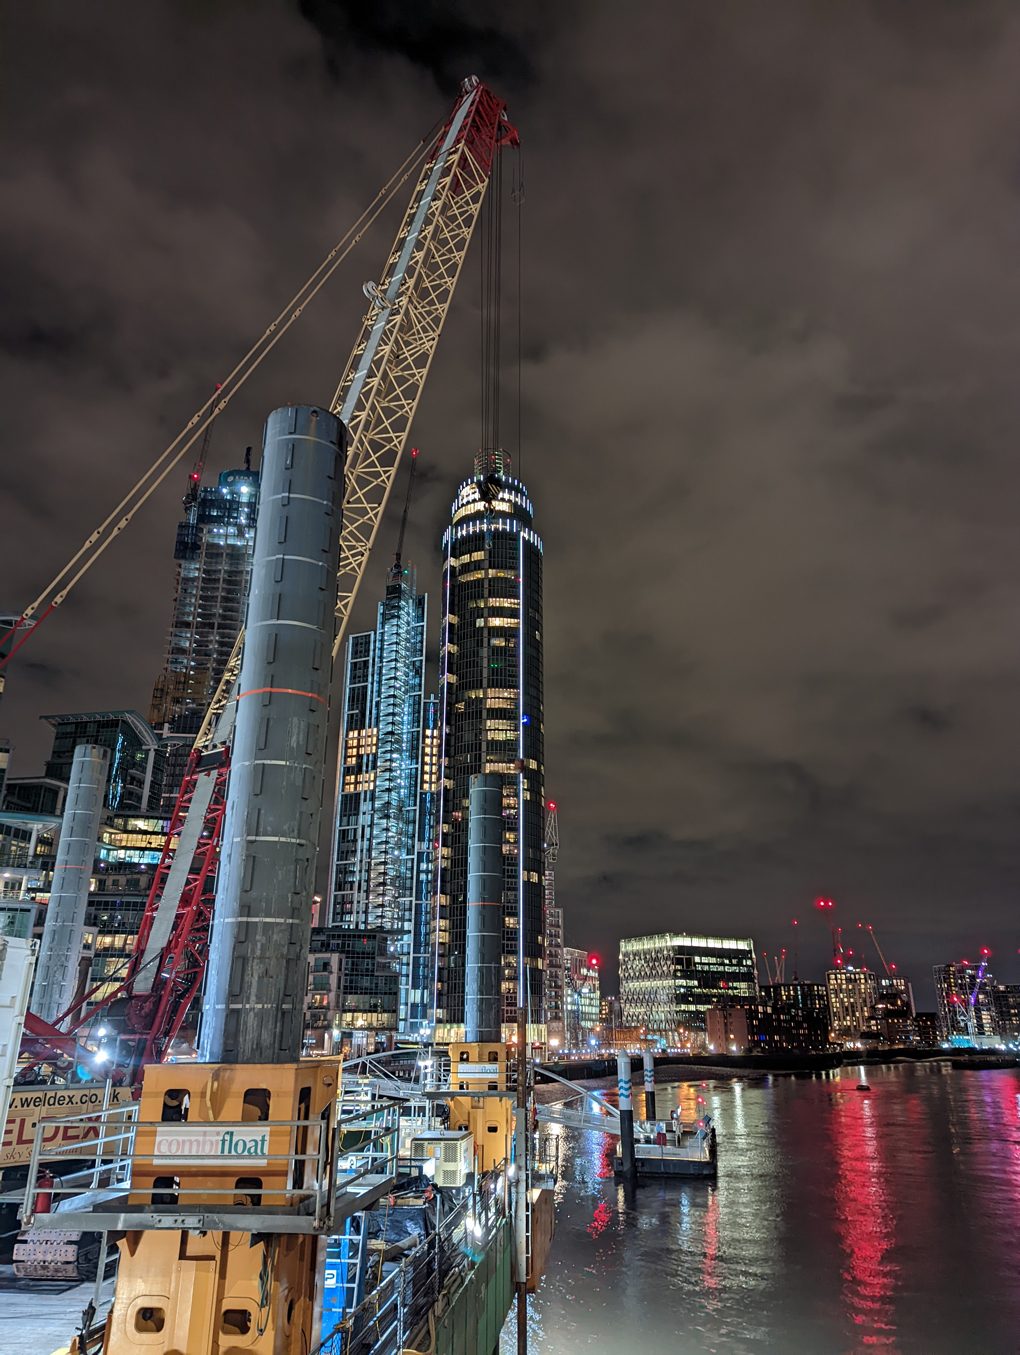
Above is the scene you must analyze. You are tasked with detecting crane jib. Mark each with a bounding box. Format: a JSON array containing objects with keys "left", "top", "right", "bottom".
[{"left": 338, "top": 84, "right": 481, "bottom": 426}]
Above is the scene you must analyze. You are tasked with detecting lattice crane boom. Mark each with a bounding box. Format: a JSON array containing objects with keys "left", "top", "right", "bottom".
[{"left": 329, "top": 75, "right": 517, "bottom": 656}]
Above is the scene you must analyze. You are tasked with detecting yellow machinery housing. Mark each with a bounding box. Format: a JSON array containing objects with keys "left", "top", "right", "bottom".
[
  {"left": 446, "top": 1042, "right": 514, "bottom": 1175},
  {"left": 107, "top": 1059, "right": 340, "bottom": 1355}
]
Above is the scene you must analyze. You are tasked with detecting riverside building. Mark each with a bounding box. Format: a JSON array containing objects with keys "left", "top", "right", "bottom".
[
  {"left": 329, "top": 570, "right": 438, "bottom": 1037},
  {"left": 563, "top": 948, "right": 600, "bottom": 1051},
  {"left": 433, "top": 451, "right": 545, "bottom": 1043},
  {"left": 934, "top": 960, "right": 999, "bottom": 1044},
  {"left": 825, "top": 966, "right": 878, "bottom": 1044},
  {"left": 619, "top": 933, "right": 757, "bottom": 1043}
]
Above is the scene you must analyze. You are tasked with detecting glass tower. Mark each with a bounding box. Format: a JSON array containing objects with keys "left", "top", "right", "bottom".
[
  {"left": 433, "top": 451, "right": 545, "bottom": 1042},
  {"left": 148, "top": 464, "right": 260, "bottom": 813},
  {"left": 331, "top": 572, "right": 438, "bottom": 1036}
]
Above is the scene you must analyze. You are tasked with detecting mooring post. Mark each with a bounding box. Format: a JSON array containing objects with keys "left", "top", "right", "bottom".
[
  {"left": 617, "top": 1051, "right": 637, "bottom": 1179},
  {"left": 642, "top": 1048, "right": 656, "bottom": 1122}
]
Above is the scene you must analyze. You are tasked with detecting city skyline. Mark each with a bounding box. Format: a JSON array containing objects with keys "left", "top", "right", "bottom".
[{"left": 4, "top": 6, "right": 1020, "bottom": 1007}]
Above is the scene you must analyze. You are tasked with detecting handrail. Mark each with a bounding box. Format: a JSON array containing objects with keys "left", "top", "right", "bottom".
[{"left": 21, "top": 1098, "right": 403, "bottom": 1233}]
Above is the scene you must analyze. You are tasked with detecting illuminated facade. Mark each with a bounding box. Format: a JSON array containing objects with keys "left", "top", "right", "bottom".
[
  {"left": 933, "top": 961, "right": 998, "bottom": 1044},
  {"left": 619, "top": 933, "right": 757, "bottom": 1039},
  {"left": 433, "top": 451, "right": 544, "bottom": 1041},
  {"left": 825, "top": 967, "right": 879, "bottom": 1043},
  {"left": 564, "top": 947, "right": 600, "bottom": 1050},
  {"left": 330, "top": 574, "right": 438, "bottom": 1035},
  {"left": 149, "top": 465, "right": 260, "bottom": 813},
  {"left": 304, "top": 928, "right": 400, "bottom": 1052}
]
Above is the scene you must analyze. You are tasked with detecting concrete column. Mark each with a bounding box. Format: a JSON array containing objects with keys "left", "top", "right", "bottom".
[
  {"left": 32, "top": 744, "right": 109, "bottom": 1024},
  {"left": 200, "top": 405, "right": 344, "bottom": 1065},
  {"left": 465, "top": 773, "right": 503, "bottom": 1043}
]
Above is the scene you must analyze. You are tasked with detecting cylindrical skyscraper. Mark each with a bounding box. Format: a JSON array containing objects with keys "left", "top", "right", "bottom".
[
  {"left": 32, "top": 743, "right": 110, "bottom": 1024},
  {"left": 434, "top": 450, "right": 544, "bottom": 1042},
  {"left": 200, "top": 404, "right": 344, "bottom": 1065}
]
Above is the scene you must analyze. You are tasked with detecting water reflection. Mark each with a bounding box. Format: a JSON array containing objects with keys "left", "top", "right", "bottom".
[
  {"left": 829, "top": 1082, "right": 898, "bottom": 1350},
  {"left": 504, "top": 1064, "right": 1020, "bottom": 1353}
]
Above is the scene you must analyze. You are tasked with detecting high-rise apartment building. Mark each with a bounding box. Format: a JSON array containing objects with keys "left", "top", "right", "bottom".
[
  {"left": 619, "top": 933, "right": 757, "bottom": 1040},
  {"left": 934, "top": 961, "right": 999, "bottom": 1044},
  {"left": 330, "top": 572, "right": 438, "bottom": 1036},
  {"left": 994, "top": 984, "right": 1020, "bottom": 1041},
  {"left": 825, "top": 966, "right": 878, "bottom": 1044},
  {"left": 433, "top": 451, "right": 545, "bottom": 1042},
  {"left": 149, "top": 464, "right": 260, "bottom": 813}
]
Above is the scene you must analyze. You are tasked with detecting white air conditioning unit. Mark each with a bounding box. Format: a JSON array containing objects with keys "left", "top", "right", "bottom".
[{"left": 409, "top": 1130, "right": 474, "bottom": 1188}]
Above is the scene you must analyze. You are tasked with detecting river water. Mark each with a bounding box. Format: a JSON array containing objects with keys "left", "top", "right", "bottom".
[{"left": 502, "top": 1062, "right": 1020, "bottom": 1354}]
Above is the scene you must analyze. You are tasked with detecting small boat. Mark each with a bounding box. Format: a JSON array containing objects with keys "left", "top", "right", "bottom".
[
  {"left": 856, "top": 1083, "right": 871, "bottom": 1091},
  {"left": 613, "top": 1116, "right": 717, "bottom": 1179}
]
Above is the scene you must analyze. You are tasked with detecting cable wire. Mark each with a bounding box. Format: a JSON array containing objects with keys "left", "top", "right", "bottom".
[{"left": 0, "top": 131, "right": 435, "bottom": 672}]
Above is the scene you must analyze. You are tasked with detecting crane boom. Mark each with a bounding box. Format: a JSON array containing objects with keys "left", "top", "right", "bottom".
[
  {"left": 329, "top": 75, "right": 517, "bottom": 656},
  {"left": 866, "top": 924, "right": 892, "bottom": 976}
]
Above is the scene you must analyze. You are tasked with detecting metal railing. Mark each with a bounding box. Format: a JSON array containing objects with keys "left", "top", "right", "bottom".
[
  {"left": 22, "top": 1099, "right": 402, "bottom": 1235},
  {"left": 316, "top": 1165, "right": 510, "bottom": 1355}
]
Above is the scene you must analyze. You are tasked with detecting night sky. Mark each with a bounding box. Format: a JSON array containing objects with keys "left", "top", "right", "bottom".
[{"left": 3, "top": 2, "right": 1020, "bottom": 1003}]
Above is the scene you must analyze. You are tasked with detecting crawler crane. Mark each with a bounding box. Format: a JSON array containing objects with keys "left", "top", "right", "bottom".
[{"left": 14, "top": 77, "right": 529, "bottom": 1354}]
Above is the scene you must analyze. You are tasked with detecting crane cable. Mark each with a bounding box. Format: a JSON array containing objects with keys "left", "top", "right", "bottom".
[{"left": 0, "top": 130, "right": 436, "bottom": 674}]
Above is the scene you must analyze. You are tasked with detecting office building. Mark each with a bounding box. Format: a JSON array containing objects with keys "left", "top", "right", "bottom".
[
  {"left": 0, "top": 808, "right": 59, "bottom": 940},
  {"left": 148, "top": 463, "right": 260, "bottom": 813},
  {"left": 433, "top": 451, "right": 545, "bottom": 1042},
  {"left": 934, "top": 961, "right": 999, "bottom": 1044},
  {"left": 563, "top": 948, "right": 600, "bottom": 1050},
  {"left": 760, "top": 981, "right": 831, "bottom": 1050},
  {"left": 330, "top": 571, "right": 438, "bottom": 1036},
  {"left": 619, "top": 933, "right": 757, "bottom": 1041},
  {"left": 41, "top": 711, "right": 164, "bottom": 815},
  {"left": 914, "top": 1011, "right": 940, "bottom": 1046},
  {"left": 825, "top": 966, "right": 879, "bottom": 1044},
  {"left": 304, "top": 927, "right": 400, "bottom": 1054},
  {"left": 2, "top": 776, "right": 68, "bottom": 816},
  {"left": 994, "top": 984, "right": 1020, "bottom": 1041}
]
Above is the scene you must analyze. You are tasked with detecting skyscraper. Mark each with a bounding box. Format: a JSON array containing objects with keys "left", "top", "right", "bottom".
[
  {"left": 433, "top": 451, "right": 545, "bottom": 1042},
  {"left": 148, "top": 463, "right": 260, "bottom": 813},
  {"left": 330, "top": 571, "right": 438, "bottom": 1036}
]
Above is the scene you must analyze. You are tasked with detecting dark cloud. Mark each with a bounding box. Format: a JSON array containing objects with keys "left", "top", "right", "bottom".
[
  {"left": 297, "top": 0, "right": 538, "bottom": 93},
  {"left": 2, "top": 1, "right": 1020, "bottom": 1001}
]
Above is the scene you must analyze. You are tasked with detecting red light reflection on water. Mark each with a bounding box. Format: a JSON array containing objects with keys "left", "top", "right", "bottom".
[
  {"left": 588, "top": 1200, "right": 612, "bottom": 1238},
  {"left": 702, "top": 1189, "right": 720, "bottom": 1292},
  {"left": 831, "top": 1085, "right": 899, "bottom": 1350}
]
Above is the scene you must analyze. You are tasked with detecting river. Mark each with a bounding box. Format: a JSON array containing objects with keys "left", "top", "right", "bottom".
[{"left": 502, "top": 1061, "right": 1020, "bottom": 1354}]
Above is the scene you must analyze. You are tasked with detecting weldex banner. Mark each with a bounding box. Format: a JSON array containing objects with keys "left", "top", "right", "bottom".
[{"left": 153, "top": 1127, "right": 269, "bottom": 1166}]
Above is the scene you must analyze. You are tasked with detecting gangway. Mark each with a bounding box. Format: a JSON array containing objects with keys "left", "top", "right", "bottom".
[{"left": 534, "top": 1067, "right": 621, "bottom": 1133}]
